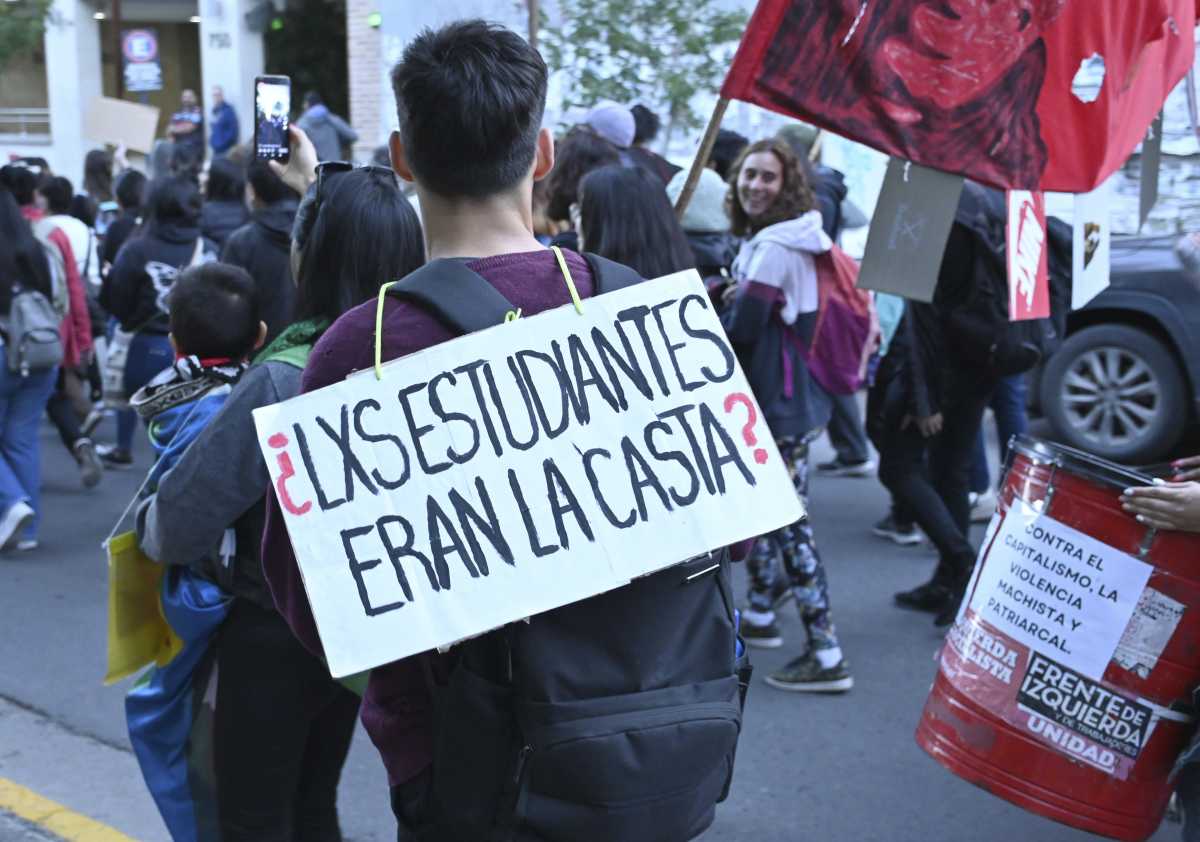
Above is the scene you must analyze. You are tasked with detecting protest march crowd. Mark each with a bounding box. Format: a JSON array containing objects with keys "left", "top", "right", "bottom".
[{"left": 6, "top": 11, "right": 1200, "bottom": 842}]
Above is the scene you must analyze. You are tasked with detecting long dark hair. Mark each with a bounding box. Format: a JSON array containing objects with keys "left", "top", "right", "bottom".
[
  {"left": 726, "top": 138, "right": 816, "bottom": 238},
  {"left": 0, "top": 187, "right": 52, "bottom": 299},
  {"left": 294, "top": 168, "right": 425, "bottom": 324},
  {"left": 83, "top": 150, "right": 114, "bottom": 203},
  {"left": 578, "top": 164, "right": 695, "bottom": 279}
]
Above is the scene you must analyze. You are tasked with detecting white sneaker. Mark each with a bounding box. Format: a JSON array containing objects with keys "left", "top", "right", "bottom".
[
  {"left": 16, "top": 539, "right": 37, "bottom": 551},
  {"left": 0, "top": 501, "right": 35, "bottom": 551},
  {"left": 970, "top": 488, "right": 998, "bottom": 523}
]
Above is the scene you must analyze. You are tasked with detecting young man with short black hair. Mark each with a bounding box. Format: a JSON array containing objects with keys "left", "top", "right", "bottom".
[{"left": 262, "top": 19, "right": 741, "bottom": 841}]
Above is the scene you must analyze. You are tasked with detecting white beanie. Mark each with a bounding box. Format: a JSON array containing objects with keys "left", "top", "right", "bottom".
[
  {"left": 666, "top": 168, "right": 731, "bottom": 234},
  {"left": 584, "top": 101, "right": 636, "bottom": 149}
]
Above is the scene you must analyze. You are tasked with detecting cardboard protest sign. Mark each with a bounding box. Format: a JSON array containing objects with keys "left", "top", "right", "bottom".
[
  {"left": 84, "top": 97, "right": 161, "bottom": 155},
  {"left": 255, "top": 271, "right": 804, "bottom": 677},
  {"left": 721, "top": 0, "right": 1196, "bottom": 192},
  {"left": 1006, "top": 191, "right": 1050, "bottom": 321},
  {"left": 1073, "top": 181, "right": 1113, "bottom": 311},
  {"left": 942, "top": 500, "right": 1162, "bottom": 779},
  {"left": 856, "top": 158, "right": 963, "bottom": 302}
]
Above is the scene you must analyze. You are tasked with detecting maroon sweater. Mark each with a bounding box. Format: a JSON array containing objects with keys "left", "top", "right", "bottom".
[{"left": 260, "top": 248, "right": 595, "bottom": 787}]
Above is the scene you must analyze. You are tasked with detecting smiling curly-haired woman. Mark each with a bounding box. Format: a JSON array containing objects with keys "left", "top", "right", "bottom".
[{"left": 722, "top": 137, "right": 852, "bottom": 695}]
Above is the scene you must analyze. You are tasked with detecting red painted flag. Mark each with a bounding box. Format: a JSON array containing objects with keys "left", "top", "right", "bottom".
[
  {"left": 722, "top": 0, "right": 1197, "bottom": 191},
  {"left": 1006, "top": 191, "right": 1050, "bottom": 321}
]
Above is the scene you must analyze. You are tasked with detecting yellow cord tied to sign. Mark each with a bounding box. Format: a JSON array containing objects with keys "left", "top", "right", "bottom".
[
  {"left": 374, "top": 280, "right": 399, "bottom": 380},
  {"left": 552, "top": 246, "right": 585, "bottom": 315}
]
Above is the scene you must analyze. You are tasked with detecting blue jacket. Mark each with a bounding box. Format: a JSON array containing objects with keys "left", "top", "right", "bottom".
[
  {"left": 131, "top": 358, "right": 246, "bottom": 493},
  {"left": 209, "top": 102, "right": 239, "bottom": 155}
]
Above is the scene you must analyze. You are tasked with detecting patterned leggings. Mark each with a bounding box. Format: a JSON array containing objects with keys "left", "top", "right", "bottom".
[{"left": 746, "top": 434, "right": 840, "bottom": 651}]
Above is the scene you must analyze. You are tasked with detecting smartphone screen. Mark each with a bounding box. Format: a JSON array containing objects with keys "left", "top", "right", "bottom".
[{"left": 254, "top": 75, "right": 291, "bottom": 162}]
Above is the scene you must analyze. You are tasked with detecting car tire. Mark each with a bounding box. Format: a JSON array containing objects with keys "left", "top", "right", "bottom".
[{"left": 1040, "top": 324, "right": 1186, "bottom": 464}]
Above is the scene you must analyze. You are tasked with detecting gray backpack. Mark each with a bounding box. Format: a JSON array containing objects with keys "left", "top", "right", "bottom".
[
  {"left": 4, "top": 282, "right": 63, "bottom": 377},
  {"left": 386, "top": 253, "right": 752, "bottom": 842}
]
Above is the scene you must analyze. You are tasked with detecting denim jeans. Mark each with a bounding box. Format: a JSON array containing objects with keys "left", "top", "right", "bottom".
[
  {"left": 117, "top": 332, "right": 173, "bottom": 453},
  {"left": 0, "top": 350, "right": 58, "bottom": 539},
  {"left": 970, "top": 373, "right": 1028, "bottom": 493}
]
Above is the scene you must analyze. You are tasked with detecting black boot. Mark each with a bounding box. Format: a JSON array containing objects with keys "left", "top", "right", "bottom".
[{"left": 894, "top": 580, "right": 951, "bottom": 613}]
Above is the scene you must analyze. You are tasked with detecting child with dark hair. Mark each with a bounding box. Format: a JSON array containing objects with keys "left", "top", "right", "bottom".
[
  {"left": 131, "top": 262, "right": 265, "bottom": 496},
  {"left": 126, "top": 262, "right": 266, "bottom": 840}
]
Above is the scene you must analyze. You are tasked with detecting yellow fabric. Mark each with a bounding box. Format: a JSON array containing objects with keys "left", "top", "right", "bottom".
[{"left": 104, "top": 531, "right": 182, "bottom": 685}]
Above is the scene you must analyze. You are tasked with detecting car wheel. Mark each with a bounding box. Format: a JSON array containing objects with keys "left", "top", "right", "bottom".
[{"left": 1040, "top": 324, "right": 1186, "bottom": 464}]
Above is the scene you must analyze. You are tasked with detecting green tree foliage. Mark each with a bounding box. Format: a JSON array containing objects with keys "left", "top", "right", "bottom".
[
  {"left": 542, "top": 0, "right": 746, "bottom": 139},
  {"left": 0, "top": 0, "right": 53, "bottom": 74}
]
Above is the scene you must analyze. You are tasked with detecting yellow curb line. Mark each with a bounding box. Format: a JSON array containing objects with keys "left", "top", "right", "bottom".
[{"left": 0, "top": 777, "right": 139, "bottom": 842}]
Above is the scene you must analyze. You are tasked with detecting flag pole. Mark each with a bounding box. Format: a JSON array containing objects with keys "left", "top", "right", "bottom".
[{"left": 674, "top": 97, "right": 730, "bottom": 220}]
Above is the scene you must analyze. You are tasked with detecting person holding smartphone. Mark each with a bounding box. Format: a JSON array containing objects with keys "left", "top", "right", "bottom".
[{"left": 138, "top": 123, "right": 426, "bottom": 841}]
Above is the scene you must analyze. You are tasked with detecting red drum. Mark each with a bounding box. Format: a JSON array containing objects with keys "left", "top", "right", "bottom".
[{"left": 916, "top": 436, "right": 1200, "bottom": 841}]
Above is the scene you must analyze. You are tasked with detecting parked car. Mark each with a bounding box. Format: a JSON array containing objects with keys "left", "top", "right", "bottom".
[{"left": 1038, "top": 235, "right": 1200, "bottom": 464}]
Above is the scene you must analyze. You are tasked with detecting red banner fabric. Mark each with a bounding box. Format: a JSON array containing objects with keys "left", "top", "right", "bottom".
[{"left": 722, "top": 0, "right": 1197, "bottom": 192}]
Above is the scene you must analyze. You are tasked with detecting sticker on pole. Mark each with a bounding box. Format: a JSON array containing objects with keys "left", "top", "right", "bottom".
[{"left": 254, "top": 271, "right": 803, "bottom": 677}]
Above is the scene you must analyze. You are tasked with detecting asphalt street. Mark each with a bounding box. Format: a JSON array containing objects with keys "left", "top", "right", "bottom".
[{"left": 0, "top": 413, "right": 1182, "bottom": 842}]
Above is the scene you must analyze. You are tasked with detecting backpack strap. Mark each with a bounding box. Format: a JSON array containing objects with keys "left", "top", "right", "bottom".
[
  {"left": 386, "top": 258, "right": 517, "bottom": 335},
  {"left": 375, "top": 251, "right": 643, "bottom": 379}
]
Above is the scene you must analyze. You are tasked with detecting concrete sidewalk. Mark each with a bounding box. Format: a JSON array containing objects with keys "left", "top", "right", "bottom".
[{"left": 0, "top": 696, "right": 167, "bottom": 841}]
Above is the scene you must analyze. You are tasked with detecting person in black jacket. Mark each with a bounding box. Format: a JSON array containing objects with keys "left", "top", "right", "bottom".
[
  {"left": 869, "top": 183, "right": 1037, "bottom": 626},
  {"left": 99, "top": 169, "right": 147, "bottom": 273},
  {"left": 221, "top": 160, "right": 298, "bottom": 343},
  {"left": 100, "top": 176, "right": 217, "bottom": 466},
  {"left": 200, "top": 157, "right": 249, "bottom": 250}
]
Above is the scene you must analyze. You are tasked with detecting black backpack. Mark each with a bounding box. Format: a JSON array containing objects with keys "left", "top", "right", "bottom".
[{"left": 385, "top": 252, "right": 752, "bottom": 842}]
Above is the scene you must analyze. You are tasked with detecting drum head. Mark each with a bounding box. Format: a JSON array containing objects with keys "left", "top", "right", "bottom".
[{"left": 1009, "top": 435, "right": 1154, "bottom": 490}]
